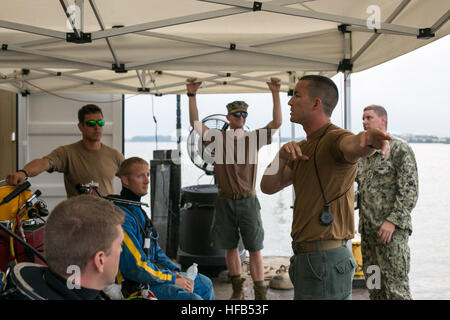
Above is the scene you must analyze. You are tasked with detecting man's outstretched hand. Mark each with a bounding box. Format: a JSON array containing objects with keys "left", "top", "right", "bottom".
[{"left": 360, "top": 128, "right": 392, "bottom": 158}]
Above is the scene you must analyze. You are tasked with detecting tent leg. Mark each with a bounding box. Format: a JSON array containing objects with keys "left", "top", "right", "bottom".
[
  {"left": 288, "top": 71, "right": 297, "bottom": 208},
  {"left": 343, "top": 71, "right": 352, "bottom": 131},
  {"left": 176, "top": 94, "right": 181, "bottom": 154}
]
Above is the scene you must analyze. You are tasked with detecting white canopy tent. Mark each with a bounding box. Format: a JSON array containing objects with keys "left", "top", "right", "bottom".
[
  {"left": 0, "top": 0, "right": 449, "bottom": 129},
  {"left": 0, "top": 0, "right": 448, "bottom": 214},
  {"left": 0, "top": 0, "right": 448, "bottom": 94}
]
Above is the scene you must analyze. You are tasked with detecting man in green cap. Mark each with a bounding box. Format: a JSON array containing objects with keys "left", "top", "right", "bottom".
[{"left": 186, "top": 77, "right": 282, "bottom": 300}]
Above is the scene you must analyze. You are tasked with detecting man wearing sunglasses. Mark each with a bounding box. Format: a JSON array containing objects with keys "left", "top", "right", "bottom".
[
  {"left": 186, "top": 77, "right": 282, "bottom": 300},
  {"left": 6, "top": 104, "right": 124, "bottom": 197}
]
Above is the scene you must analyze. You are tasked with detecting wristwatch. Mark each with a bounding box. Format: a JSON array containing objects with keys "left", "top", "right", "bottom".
[
  {"left": 187, "top": 93, "right": 196, "bottom": 97},
  {"left": 17, "top": 169, "right": 29, "bottom": 179}
]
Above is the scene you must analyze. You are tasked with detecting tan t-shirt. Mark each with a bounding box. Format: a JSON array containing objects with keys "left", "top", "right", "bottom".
[
  {"left": 211, "top": 128, "right": 272, "bottom": 195},
  {"left": 44, "top": 140, "right": 125, "bottom": 197},
  {"left": 287, "top": 124, "right": 356, "bottom": 244}
]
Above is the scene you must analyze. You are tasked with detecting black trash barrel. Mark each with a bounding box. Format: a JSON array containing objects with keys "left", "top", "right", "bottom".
[{"left": 177, "top": 184, "right": 245, "bottom": 275}]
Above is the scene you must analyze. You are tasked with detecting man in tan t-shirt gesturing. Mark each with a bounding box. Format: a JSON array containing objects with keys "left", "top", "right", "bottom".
[
  {"left": 6, "top": 104, "right": 124, "bottom": 198},
  {"left": 186, "top": 77, "right": 282, "bottom": 300},
  {"left": 260, "top": 75, "right": 391, "bottom": 300}
]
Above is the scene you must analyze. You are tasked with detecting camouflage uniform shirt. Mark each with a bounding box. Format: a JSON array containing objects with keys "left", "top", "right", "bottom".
[{"left": 356, "top": 135, "right": 418, "bottom": 235}]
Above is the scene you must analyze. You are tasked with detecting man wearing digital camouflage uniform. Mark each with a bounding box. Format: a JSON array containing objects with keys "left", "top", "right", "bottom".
[{"left": 356, "top": 105, "right": 418, "bottom": 300}]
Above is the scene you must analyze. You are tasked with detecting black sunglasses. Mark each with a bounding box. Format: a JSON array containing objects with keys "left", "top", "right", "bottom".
[
  {"left": 85, "top": 119, "right": 105, "bottom": 127},
  {"left": 231, "top": 111, "right": 248, "bottom": 118}
]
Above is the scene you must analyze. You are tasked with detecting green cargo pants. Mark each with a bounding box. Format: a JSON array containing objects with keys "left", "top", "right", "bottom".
[{"left": 289, "top": 245, "right": 357, "bottom": 300}]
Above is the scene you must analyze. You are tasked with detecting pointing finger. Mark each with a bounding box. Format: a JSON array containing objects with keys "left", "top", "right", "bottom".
[
  {"left": 380, "top": 141, "right": 390, "bottom": 158},
  {"left": 294, "top": 140, "right": 309, "bottom": 160},
  {"left": 280, "top": 143, "right": 294, "bottom": 159}
]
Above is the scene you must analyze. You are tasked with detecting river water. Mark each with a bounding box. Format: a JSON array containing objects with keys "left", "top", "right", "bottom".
[{"left": 125, "top": 141, "right": 450, "bottom": 300}]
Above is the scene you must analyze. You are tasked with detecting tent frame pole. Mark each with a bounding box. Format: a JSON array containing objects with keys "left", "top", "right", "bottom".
[
  {"left": 431, "top": 9, "right": 450, "bottom": 33},
  {"left": 59, "top": 0, "right": 81, "bottom": 38},
  {"left": 342, "top": 22, "right": 352, "bottom": 131},
  {"left": 353, "top": 0, "right": 412, "bottom": 63},
  {"left": 2, "top": 44, "right": 111, "bottom": 69},
  {"left": 90, "top": 0, "right": 303, "bottom": 40},
  {"left": 201, "top": 0, "right": 419, "bottom": 36},
  {"left": 132, "top": 31, "right": 338, "bottom": 68},
  {"left": 0, "top": 20, "right": 66, "bottom": 39},
  {"left": 88, "top": 0, "right": 121, "bottom": 67},
  {"left": 343, "top": 71, "right": 351, "bottom": 131}
]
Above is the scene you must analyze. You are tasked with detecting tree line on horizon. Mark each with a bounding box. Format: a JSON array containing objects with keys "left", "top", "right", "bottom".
[{"left": 127, "top": 134, "right": 450, "bottom": 144}]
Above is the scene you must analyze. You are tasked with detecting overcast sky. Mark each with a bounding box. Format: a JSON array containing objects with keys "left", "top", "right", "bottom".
[{"left": 125, "top": 34, "right": 450, "bottom": 140}]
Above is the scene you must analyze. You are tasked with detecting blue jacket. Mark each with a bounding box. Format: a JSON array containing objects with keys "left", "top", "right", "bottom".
[
  {"left": 115, "top": 190, "right": 181, "bottom": 286},
  {"left": 0, "top": 269, "right": 5, "bottom": 292}
]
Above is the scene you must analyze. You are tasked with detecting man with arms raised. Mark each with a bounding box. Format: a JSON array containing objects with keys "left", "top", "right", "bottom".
[{"left": 186, "top": 77, "right": 282, "bottom": 300}]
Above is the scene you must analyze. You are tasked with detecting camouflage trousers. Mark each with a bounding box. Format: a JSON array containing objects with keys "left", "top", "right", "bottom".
[{"left": 360, "top": 227, "right": 412, "bottom": 300}]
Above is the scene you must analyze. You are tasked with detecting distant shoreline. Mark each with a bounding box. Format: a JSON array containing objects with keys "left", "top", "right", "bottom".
[{"left": 126, "top": 134, "right": 450, "bottom": 144}]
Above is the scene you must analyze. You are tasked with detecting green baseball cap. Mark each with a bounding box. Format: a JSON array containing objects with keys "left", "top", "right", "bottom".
[{"left": 226, "top": 101, "right": 248, "bottom": 114}]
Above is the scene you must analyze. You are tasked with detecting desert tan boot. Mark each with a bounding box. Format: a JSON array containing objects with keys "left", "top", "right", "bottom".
[
  {"left": 254, "top": 283, "right": 268, "bottom": 300},
  {"left": 230, "top": 277, "right": 245, "bottom": 300}
]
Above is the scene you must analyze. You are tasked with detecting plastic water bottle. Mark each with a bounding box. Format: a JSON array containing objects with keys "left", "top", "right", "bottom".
[
  {"left": 103, "top": 283, "right": 124, "bottom": 300},
  {"left": 185, "top": 263, "right": 198, "bottom": 282}
]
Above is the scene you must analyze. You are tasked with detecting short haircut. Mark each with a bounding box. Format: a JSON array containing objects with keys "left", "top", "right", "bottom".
[
  {"left": 117, "top": 157, "right": 149, "bottom": 178},
  {"left": 300, "top": 75, "right": 339, "bottom": 117},
  {"left": 78, "top": 104, "right": 103, "bottom": 124},
  {"left": 364, "top": 104, "right": 388, "bottom": 129},
  {"left": 44, "top": 195, "right": 124, "bottom": 276}
]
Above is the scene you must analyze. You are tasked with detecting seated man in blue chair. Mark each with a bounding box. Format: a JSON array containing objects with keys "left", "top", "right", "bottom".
[{"left": 113, "top": 157, "right": 214, "bottom": 300}]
